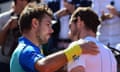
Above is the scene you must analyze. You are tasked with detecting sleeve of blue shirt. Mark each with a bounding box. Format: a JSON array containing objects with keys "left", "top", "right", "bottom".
[{"left": 19, "top": 45, "right": 44, "bottom": 72}]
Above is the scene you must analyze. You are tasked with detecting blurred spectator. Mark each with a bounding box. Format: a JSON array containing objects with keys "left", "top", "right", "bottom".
[
  {"left": 96, "top": 4, "right": 120, "bottom": 48},
  {"left": 92, "top": 0, "right": 120, "bottom": 48},
  {"left": 45, "top": 0, "right": 81, "bottom": 55},
  {"left": 92, "top": 0, "right": 111, "bottom": 17},
  {"left": 0, "top": 0, "right": 40, "bottom": 72}
]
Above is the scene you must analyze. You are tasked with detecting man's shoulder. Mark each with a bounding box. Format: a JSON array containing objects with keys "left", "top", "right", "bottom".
[{"left": 12, "top": 43, "right": 26, "bottom": 55}]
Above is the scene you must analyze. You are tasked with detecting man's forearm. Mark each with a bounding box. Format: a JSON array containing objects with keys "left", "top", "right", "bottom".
[
  {"left": 35, "top": 51, "right": 68, "bottom": 72},
  {"left": 0, "top": 22, "right": 10, "bottom": 45}
]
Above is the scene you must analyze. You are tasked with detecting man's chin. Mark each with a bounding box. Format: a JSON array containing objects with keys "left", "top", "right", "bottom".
[
  {"left": 43, "top": 41, "right": 48, "bottom": 44},
  {"left": 42, "top": 39, "right": 49, "bottom": 44},
  {"left": 41, "top": 36, "right": 51, "bottom": 44}
]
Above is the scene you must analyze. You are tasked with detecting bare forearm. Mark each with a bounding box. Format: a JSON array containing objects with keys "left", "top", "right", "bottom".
[{"left": 35, "top": 51, "right": 68, "bottom": 72}]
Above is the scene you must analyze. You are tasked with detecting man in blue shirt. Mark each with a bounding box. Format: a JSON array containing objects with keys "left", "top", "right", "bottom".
[{"left": 10, "top": 3, "right": 99, "bottom": 72}]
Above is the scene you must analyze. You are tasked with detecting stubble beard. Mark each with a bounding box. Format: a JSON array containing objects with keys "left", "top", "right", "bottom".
[{"left": 37, "top": 35, "right": 48, "bottom": 45}]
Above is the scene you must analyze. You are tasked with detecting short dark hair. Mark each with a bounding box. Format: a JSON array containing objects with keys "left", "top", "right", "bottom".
[
  {"left": 71, "top": 7, "right": 100, "bottom": 33},
  {"left": 19, "top": 3, "right": 53, "bottom": 33}
]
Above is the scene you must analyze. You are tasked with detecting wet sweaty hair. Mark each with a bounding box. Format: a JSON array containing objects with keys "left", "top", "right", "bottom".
[
  {"left": 18, "top": 3, "right": 53, "bottom": 33},
  {"left": 71, "top": 7, "right": 100, "bottom": 33}
]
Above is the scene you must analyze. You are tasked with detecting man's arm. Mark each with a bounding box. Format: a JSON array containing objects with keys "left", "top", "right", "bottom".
[
  {"left": 101, "top": 5, "right": 120, "bottom": 21},
  {"left": 35, "top": 40, "right": 99, "bottom": 72},
  {"left": 54, "top": 8, "right": 69, "bottom": 19},
  {"left": 0, "top": 17, "right": 18, "bottom": 45},
  {"left": 35, "top": 51, "right": 67, "bottom": 72}
]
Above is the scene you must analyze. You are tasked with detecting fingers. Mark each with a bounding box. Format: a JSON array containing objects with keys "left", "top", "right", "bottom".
[
  {"left": 56, "top": 8, "right": 69, "bottom": 18},
  {"left": 87, "top": 46, "right": 99, "bottom": 55},
  {"left": 88, "top": 42, "right": 98, "bottom": 49},
  {"left": 80, "top": 41, "right": 99, "bottom": 55},
  {"left": 86, "top": 42, "right": 99, "bottom": 55}
]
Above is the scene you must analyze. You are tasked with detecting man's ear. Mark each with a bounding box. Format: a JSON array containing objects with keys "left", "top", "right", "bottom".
[{"left": 31, "top": 18, "right": 39, "bottom": 29}]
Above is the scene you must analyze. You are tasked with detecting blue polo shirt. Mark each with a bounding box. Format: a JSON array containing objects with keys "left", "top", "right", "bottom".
[{"left": 10, "top": 36, "right": 44, "bottom": 72}]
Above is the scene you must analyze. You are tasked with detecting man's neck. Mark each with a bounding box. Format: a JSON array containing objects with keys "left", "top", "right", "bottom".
[
  {"left": 79, "top": 30, "right": 96, "bottom": 39},
  {"left": 23, "top": 32, "right": 40, "bottom": 47}
]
